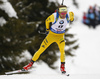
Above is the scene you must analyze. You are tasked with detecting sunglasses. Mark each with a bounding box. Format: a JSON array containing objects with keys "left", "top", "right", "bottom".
[{"left": 61, "top": 12, "right": 67, "bottom": 15}]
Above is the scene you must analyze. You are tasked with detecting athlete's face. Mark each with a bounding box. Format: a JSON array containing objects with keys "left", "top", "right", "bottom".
[{"left": 59, "top": 11, "right": 67, "bottom": 19}]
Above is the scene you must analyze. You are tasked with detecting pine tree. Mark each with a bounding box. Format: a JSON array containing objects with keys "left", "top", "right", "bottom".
[
  {"left": 0, "top": 0, "right": 9, "bottom": 25},
  {"left": 0, "top": 17, "right": 38, "bottom": 74},
  {"left": 0, "top": 9, "right": 9, "bottom": 21},
  {"left": 0, "top": 1, "right": 38, "bottom": 74},
  {"left": 0, "top": 0, "right": 3, "bottom": 4}
]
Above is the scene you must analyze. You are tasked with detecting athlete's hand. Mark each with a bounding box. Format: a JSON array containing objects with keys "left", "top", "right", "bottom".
[{"left": 69, "top": 12, "right": 74, "bottom": 21}]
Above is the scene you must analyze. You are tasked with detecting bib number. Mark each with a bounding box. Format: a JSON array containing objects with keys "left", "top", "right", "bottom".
[{"left": 58, "top": 25, "right": 63, "bottom": 28}]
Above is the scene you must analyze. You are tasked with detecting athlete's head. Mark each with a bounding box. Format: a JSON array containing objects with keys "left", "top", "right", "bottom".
[{"left": 58, "top": 5, "right": 67, "bottom": 19}]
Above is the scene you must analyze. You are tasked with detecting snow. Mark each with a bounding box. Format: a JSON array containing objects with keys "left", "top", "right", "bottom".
[
  {"left": 0, "top": 0, "right": 17, "bottom": 18},
  {"left": 1, "top": 62, "right": 100, "bottom": 79},
  {"left": 0, "top": 73, "right": 100, "bottom": 79},
  {"left": 0, "top": 0, "right": 100, "bottom": 79},
  {"left": 0, "top": 17, "right": 6, "bottom": 26},
  {"left": 62, "top": 0, "right": 100, "bottom": 75},
  {"left": 66, "top": 24, "right": 100, "bottom": 74},
  {"left": 0, "top": 0, "right": 17, "bottom": 26}
]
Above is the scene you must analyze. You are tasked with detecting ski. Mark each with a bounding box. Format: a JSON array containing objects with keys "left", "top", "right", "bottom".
[
  {"left": 61, "top": 72, "right": 70, "bottom": 76},
  {"left": 5, "top": 69, "right": 31, "bottom": 75},
  {"left": 62, "top": 73, "right": 70, "bottom": 76}
]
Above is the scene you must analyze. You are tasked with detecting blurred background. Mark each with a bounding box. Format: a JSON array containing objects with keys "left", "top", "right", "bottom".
[{"left": 0, "top": 0, "right": 100, "bottom": 75}]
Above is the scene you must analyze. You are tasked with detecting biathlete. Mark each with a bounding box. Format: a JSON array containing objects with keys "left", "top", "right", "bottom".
[{"left": 23, "top": 5, "right": 74, "bottom": 74}]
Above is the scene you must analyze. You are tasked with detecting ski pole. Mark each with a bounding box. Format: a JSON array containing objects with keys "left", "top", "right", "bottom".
[{"left": 61, "top": 0, "right": 64, "bottom": 5}]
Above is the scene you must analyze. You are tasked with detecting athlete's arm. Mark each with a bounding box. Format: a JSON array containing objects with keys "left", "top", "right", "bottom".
[
  {"left": 45, "top": 14, "right": 55, "bottom": 31},
  {"left": 69, "top": 12, "right": 74, "bottom": 22}
]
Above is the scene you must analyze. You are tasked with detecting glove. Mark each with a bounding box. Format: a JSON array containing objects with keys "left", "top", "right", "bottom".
[
  {"left": 69, "top": 12, "right": 74, "bottom": 21},
  {"left": 46, "top": 29, "right": 50, "bottom": 32}
]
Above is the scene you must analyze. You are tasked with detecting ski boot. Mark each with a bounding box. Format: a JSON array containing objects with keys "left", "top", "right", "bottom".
[
  {"left": 23, "top": 59, "right": 34, "bottom": 70},
  {"left": 60, "top": 62, "right": 66, "bottom": 74}
]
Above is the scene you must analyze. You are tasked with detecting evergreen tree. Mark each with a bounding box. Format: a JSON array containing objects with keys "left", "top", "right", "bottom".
[
  {"left": 0, "top": 0, "right": 3, "bottom": 4},
  {"left": 0, "top": 1, "right": 37, "bottom": 74},
  {"left": 0, "top": 0, "right": 9, "bottom": 25},
  {"left": 73, "top": 0, "right": 79, "bottom": 8},
  {"left": 0, "top": 17, "right": 38, "bottom": 74},
  {"left": 0, "top": 9, "right": 9, "bottom": 21}
]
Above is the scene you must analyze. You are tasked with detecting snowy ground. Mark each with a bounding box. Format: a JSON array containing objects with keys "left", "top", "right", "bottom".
[
  {"left": 0, "top": 62, "right": 100, "bottom": 79},
  {"left": 0, "top": 0, "right": 100, "bottom": 79}
]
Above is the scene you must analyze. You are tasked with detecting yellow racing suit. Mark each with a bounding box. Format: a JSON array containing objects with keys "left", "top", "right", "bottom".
[{"left": 32, "top": 12, "right": 74, "bottom": 63}]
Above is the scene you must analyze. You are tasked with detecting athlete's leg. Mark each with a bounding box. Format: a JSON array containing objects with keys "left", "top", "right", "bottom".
[
  {"left": 56, "top": 37, "right": 65, "bottom": 62},
  {"left": 56, "top": 37, "right": 66, "bottom": 73},
  {"left": 23, "top": 33, "right": 54, "bottom": 70},
  {"left": 32, "top": 34, "right": 54, "bottom": 61}
]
